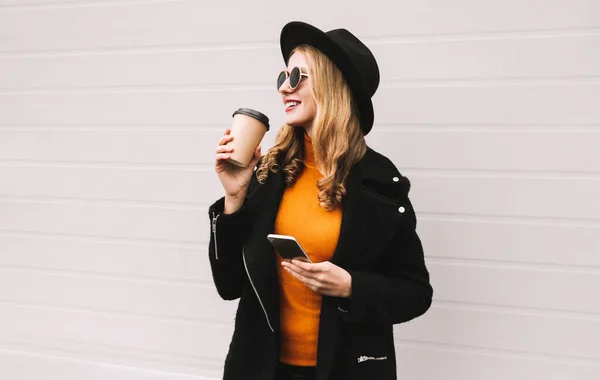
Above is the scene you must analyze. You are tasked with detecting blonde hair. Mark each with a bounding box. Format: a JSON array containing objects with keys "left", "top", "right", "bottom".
[{"left": 256, "top": 45, "right": 367, "bottom": 211}]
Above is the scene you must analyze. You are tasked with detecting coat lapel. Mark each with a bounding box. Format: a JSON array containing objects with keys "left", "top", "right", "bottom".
[
  {"left": 242, "top": 171, "right": 286, "bottom": 332},
  {"left": 330, "top": 152, "right": 406, "bottom": 269}
]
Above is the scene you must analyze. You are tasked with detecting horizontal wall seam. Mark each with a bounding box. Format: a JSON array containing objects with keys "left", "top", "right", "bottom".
[
  {"left": 396, "top": 338, "right": 600, "bottom": 367},
  {"left": 0, "top": 27, "right": 599, "bottom": 57},
  {"left": 0, "top": 298, "right": 232, "bottom": 327}
]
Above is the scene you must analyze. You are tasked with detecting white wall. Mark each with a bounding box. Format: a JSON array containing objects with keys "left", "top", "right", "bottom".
[{"left": 1, "top": 0, "right": 599, "bottom": 379}]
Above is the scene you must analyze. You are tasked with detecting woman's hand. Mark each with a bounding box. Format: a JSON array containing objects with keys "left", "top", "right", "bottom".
[
  {"left": 281, "top": 260, "right": 352, "bottom": 298},
  {"left": 215, "top": 129, "right": 261, "bottom": 212}
]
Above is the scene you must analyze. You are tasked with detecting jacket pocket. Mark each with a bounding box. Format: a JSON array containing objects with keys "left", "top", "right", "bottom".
[{"left": 343, "top": 325, "right": 396, "bottom": 379}]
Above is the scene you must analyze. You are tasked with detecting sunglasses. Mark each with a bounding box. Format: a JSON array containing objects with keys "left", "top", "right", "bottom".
[{"left": 277, "top": 67, "right": 310, "bottom": 90}]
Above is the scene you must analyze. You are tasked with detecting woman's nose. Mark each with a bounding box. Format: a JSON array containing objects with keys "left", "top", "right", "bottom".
[
  {"left": 278, "top": 79, "right": 293, "bottom": 95},
  {"left": 278, "top": 83, "right": 289, "bottom": 95}
]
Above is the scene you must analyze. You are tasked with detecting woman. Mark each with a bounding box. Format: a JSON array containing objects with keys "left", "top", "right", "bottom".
[{"left": 209, "top": 21, "right": 433, "bottom": 380}]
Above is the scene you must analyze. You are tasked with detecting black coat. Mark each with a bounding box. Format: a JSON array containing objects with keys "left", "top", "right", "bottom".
[{"left": 208, "top": 146, "right": 433, "bottom": 380}]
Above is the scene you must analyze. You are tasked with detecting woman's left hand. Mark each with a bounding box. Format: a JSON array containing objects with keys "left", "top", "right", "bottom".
[{"left": 281, "top": 260, "right": 352, "bottom": 298}]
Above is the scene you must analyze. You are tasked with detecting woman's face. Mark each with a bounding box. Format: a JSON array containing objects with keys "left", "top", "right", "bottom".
[{"left": 279, "top": 51, "right": 318, "bottom": 132}]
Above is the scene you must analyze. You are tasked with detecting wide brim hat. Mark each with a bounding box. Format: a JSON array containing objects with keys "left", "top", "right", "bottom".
[{"left": 280, "top": 21, "right": 380, "bottom": 135}]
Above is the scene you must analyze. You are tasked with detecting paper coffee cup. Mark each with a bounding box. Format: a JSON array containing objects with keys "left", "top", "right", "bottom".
[{"left": 227, "top": 108, "right": 270, "bottom": 168}]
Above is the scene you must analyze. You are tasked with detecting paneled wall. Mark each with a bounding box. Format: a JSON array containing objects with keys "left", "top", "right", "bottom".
[{"left": 1, "top": 1, "right": 599, "bottom": 378}]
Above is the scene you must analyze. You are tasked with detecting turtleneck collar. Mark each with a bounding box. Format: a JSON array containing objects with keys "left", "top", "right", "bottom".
[{"left": 303, "top": 130, "right": 316, "bottom": 168}]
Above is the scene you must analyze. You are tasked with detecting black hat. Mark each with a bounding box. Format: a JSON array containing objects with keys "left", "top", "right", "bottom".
[{"left": 280, "top": 21, "right": 380, "bottom": 135}]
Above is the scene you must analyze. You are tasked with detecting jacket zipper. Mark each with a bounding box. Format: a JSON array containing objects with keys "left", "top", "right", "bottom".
[
  {"left": 242, "top": 249, "right": 275, "bottom": 333},
  {"left": 211, "top": 212, "right": 220, "bottom": 260},
  {"left": 357, "top": 355, "right": 388, "bottom": 363}
]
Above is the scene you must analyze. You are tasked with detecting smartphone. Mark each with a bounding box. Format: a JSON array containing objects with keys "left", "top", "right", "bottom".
[{"left": 267, "top": 234, "right": 312, "bottom": 263}]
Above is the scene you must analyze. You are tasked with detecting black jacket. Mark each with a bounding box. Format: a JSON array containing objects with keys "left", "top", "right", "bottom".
[{"left": 208, "top": 147, "right": 433, "bottom": 380}]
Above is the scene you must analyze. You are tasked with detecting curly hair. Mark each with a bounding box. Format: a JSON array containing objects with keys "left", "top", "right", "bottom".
[{"left": 255, "top": 45, "right": 367, "bottom": 211}]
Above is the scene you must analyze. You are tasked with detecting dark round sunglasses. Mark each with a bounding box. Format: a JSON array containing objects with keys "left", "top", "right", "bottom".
[{"left": 277, "top": 67, "right": 310, "bottom": 90}]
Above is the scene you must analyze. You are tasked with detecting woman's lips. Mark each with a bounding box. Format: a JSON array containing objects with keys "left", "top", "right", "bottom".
[{"left": 285, "top": 101, "right": 301, "bottom": 113}]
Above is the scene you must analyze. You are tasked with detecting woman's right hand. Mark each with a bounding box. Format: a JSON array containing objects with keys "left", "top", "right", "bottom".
[{"left": 215, "top": 128, "right": 262, "bottom": 202}]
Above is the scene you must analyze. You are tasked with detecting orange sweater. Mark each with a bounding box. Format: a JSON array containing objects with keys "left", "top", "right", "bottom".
[{"left": 274, "top": 132, "right": 343, "bottom": 366}]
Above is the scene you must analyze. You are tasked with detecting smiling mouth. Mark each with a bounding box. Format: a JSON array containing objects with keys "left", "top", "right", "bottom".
[{"left": 285, "top": 101, "right": 301, "bottom": 111}]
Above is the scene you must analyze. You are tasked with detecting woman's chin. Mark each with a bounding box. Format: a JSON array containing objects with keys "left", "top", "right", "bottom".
[{"left": 285, "top": 116, "right": 311, "bottom": 128}]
